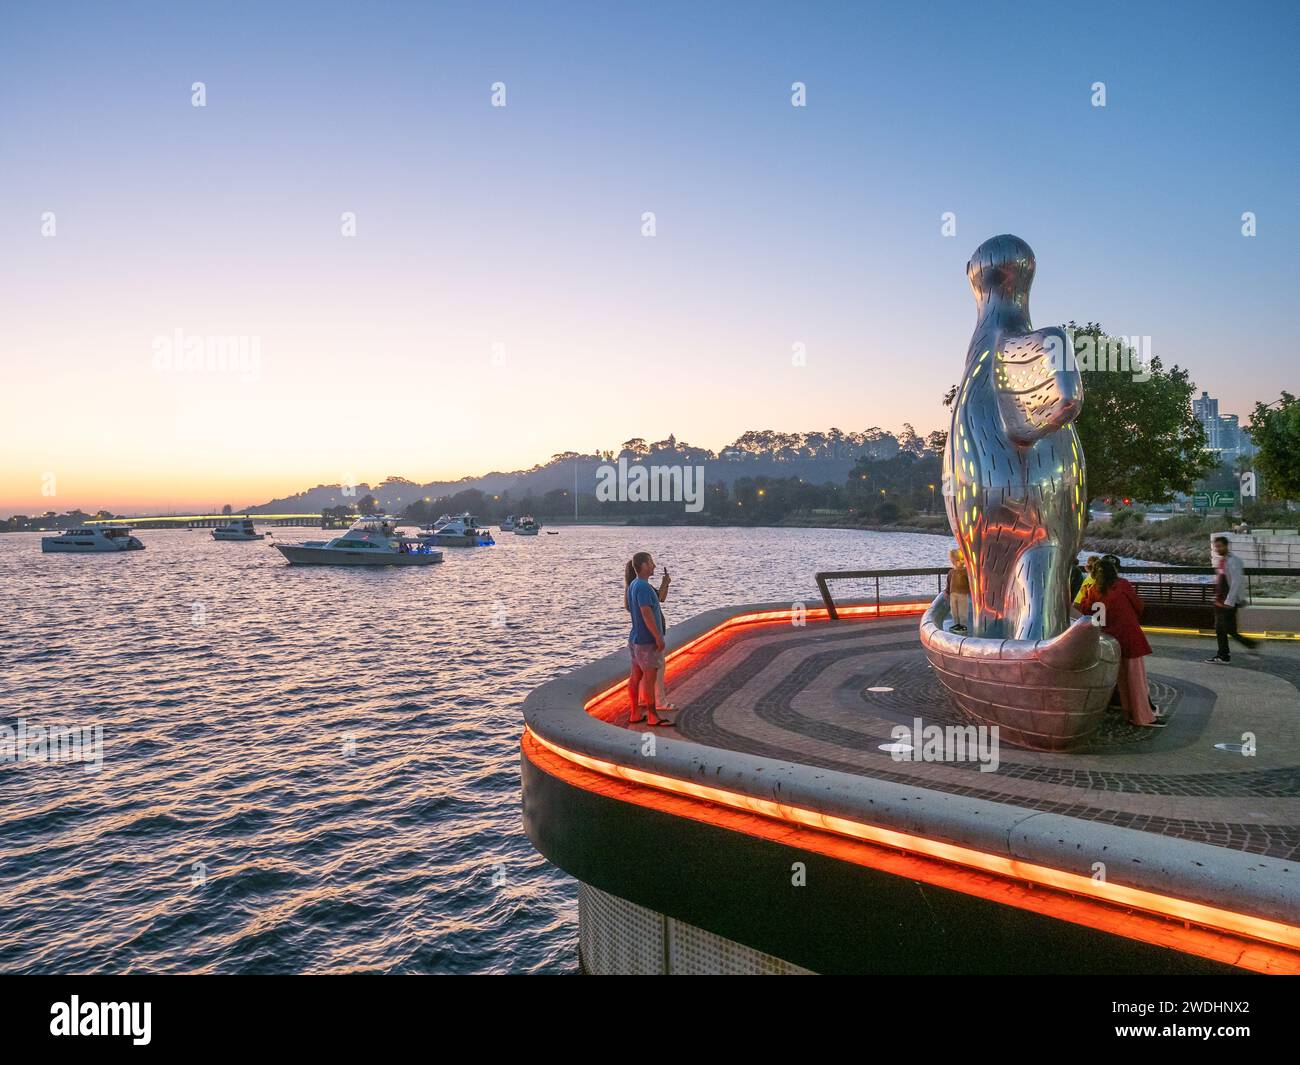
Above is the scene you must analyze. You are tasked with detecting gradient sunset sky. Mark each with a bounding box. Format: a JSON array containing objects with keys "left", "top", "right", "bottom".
[{"left": 2, "top": 0, "right": 1296, "bottom": 513}]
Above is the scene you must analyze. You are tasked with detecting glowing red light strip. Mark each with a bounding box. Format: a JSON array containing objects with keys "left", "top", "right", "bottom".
[
  {"left": 538, "top": 603, "right": 1300, "bottom": 963},
  {"left": 527, "top": 728, "right": 1300, "bottom": 952},
  {"left": 584, "top": 601, "right": 930, "bottom": 720}
]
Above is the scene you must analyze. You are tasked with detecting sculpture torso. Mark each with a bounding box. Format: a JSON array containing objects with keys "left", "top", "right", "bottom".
[{"left": 943, "top": 235, "right": 1086, "bottom": 641}]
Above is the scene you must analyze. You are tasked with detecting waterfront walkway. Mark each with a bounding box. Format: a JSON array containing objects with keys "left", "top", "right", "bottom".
[{"left": 625, "top": 618, "right": 1300, "bottom": 861}]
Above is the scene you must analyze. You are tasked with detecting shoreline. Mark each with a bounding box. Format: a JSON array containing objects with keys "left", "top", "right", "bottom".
[
  {"left": 547, "top": 517, "right": 1217, "bottom": 565},
  {"left": 3, "top": 516, "right": 1215, "bottom": 566}
]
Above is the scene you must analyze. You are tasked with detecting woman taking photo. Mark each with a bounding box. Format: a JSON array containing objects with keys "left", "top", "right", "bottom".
[
  {"left": 625, "top": 552, "right": 672, "bottom": 726},
  {"left": 1078, "top": 557, "right": 1164, "bottom": 728}
]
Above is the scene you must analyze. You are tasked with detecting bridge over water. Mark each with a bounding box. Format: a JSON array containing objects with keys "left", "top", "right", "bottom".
[{"left": 86, "top": 514, "right": 329, "bottom": 529}]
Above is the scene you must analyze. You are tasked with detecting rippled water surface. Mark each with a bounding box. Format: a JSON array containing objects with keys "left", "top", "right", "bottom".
[{"left": 0, "top": 525, "right": 963, "bottom": 973}]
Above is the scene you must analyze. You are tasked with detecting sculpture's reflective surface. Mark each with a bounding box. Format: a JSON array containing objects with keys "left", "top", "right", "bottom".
[{"left": 920, "top": 235, "right": 1120, "bottom": 751}]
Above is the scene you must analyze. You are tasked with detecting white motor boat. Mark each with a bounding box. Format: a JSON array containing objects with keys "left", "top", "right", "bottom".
[
  {"left": 212, "top": 517, "right": 265, "bottom": 541},
  {"left": 418, "top": 513, "right": 495, "bottom": 547},
  {"left": 499, "top": 515, "right": 517, "bottom": 532},
  {"left": 514, "top": 515, "right": 540, "bottom": 536},
  {"left": 42, "top": 525, "right": 144, "bottom": 553},
  {"left": 274, "top": 516, "right": 443, "bottom": 566}
]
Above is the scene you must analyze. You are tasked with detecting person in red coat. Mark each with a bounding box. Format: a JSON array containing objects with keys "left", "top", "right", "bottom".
[{"left": 1078, "top": 557, "right": 1164, "bottom": 728}]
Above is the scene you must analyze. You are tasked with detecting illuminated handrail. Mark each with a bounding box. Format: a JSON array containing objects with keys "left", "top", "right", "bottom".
[{"left": 815, "top": 567, "right": 946, "bottom": 620}]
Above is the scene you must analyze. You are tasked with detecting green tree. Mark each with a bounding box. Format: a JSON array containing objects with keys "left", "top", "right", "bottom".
[
  {"left": 942, "top": 325, "right": 1214, "bottom": 505},
  {"left": 1247, "top": 392, "right": 1300, "bottom": 500},
  {"left": 1069, "top": 324, "right": 1214, "bottom": 503}
]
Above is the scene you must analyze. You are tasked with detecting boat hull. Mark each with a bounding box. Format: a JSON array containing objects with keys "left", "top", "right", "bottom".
[
  {"left": 274, "top": 544, "right": 442, "bottom": 566},
  {"left": 514, "top": 528, "right": 539, "bottom": 536},
  {"left": 41, "top": 539, "right": 143, "bottom": 553},
  {"left": 420, "top": 534, "right": 494, "bottom": 547},
  {"left": 919, "top": 593, "right": 1121, "bottom": 751},
  {"left": 212, "top": 532, "right": 265, "bottom": 541}
]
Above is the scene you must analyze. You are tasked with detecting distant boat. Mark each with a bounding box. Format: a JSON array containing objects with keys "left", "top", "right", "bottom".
[
  {"left": 514, "top": 515, "right": 540, "bottom": 536},
  {"left": 212, "top": 517, "right": 265, "bottom": 541},
  {"left": 42, "top": 525, "right": 144, "bottom": 553},
  {"left": 274, "top": 516, "right": 442, "bottom": 566},
  {"left": 418, "top": 513, "right": 495, "bottom": 547},
  {"left": 499, "top": 515, "right": 517, "bottom": 532}
]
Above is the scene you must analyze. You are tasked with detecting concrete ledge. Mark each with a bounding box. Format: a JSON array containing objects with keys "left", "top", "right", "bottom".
[
  {"left": 523, "top": 740, "right": 1249, "bottom": 974},
  {"left": 520, "top": 600, "right": 1300, "bottom": 929},
  {"left": 1242, "top": 603, "right": 1300, "bottom": 633}
]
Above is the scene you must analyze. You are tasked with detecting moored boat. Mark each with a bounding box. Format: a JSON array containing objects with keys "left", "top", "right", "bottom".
[
  {"left": 273, "top": 516, "right": 442, "bottom": 566},
  {"left": 41, "top": 525, "right": 145, "bottom": 553},
  {"left": 513, "top": 515, "right": 540, "bottom": 536},
  {"left": 418, "top": 513, "right": 495, "bottom": 547},
  {"left": 212, "top": 517, "right": 265, "bottom": 541}
]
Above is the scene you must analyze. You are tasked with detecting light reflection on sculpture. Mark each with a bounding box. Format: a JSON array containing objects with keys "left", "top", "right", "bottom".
[{"left": 919, "top": 235, "right": 1120, "bottom": 752}]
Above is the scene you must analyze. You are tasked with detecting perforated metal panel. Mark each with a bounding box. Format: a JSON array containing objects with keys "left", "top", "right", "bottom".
[
  {"left": 578, "top": 882, "right": 813, "bottom": 975},
  {"left": 578, "top": 881, "right": 665, "bottom": 974}
]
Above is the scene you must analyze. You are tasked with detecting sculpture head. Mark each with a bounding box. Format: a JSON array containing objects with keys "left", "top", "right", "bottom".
[{"left": 967, "top": 234, "right": 1035, "bottom": 317}]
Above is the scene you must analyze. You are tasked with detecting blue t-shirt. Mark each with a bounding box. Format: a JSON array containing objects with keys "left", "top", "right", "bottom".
[{"left": 627, "top": 577, "right": 665, "bottom": 645}]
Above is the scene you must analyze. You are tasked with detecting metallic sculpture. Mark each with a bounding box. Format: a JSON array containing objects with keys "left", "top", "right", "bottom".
[{"left": 919, "top": 235, "right": 1120, "bottom": 751}]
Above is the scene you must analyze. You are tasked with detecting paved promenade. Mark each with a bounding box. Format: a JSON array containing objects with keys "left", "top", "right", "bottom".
[{"left": 627, "top": 618, "right": 1300, "bottom": 860}]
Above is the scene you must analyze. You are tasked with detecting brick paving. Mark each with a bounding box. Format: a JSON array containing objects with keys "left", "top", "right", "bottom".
[{"left": 640, "top": 618, "right": 1300, "bottom": 860}]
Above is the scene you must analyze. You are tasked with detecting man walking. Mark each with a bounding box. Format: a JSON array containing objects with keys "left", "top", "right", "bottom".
[{"left": 1206, "top": 536, "right": 1257, "bottom": 664}]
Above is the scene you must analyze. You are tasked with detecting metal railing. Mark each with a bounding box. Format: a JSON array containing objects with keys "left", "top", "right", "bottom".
[
  {"left": 815, "top": 564, "right": 1300, "bottom": 620},
  {"left": 1117, "top": 565, "right": 1300, "bottom": 601},
  {"left": 815, "top": 568, "right": 947, "bottom": 620}
]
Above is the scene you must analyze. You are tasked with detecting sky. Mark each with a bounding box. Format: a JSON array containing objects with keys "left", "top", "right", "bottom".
[{"left": 1, "top": 0, "right": 1297, "bottom": 513}]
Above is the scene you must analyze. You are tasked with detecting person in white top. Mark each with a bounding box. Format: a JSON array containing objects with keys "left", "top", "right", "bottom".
[{"left": 1206, "top": 536, "right": 1257, "bottom": 664}]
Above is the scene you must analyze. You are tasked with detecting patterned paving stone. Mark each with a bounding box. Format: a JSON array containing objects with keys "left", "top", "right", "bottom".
[{"left": 657, "top": 619, "right": 1300, "bottom": 860}]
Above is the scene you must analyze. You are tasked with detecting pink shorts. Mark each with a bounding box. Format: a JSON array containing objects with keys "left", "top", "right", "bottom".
[{"left": 629, "top": 642, "right": 664, "bottom": 671}]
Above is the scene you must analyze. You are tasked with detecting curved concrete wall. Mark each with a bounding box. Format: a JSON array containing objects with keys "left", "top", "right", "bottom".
[{"left": 521, "top": 600, "right": 1299, "bottom": 928}]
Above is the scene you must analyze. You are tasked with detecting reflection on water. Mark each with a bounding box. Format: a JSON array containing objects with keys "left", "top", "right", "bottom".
[{"left": 0, "top": 524, "right": 993, "bottom": 972}]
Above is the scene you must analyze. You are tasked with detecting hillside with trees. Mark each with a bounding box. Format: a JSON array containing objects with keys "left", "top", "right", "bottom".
[{"left": 248, "top": 426, "right": 944, "bottom": 518}]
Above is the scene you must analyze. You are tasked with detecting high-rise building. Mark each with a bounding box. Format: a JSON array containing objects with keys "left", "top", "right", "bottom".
[{"left": 1193, "top": 392, "right": 1254, "bottom": 460}]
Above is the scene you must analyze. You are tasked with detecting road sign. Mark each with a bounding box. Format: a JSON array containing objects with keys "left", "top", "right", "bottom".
[{"left": 1193, "top": 491, "right": 1236, "bottom": 509}]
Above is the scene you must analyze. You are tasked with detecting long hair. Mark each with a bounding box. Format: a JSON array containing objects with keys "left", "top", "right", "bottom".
[
  {"left": 1095, "top": 556, "right": 1121, "bottom": 596},
  {"left": 624, "top": 551, "right": 652, "bottom": 610}
]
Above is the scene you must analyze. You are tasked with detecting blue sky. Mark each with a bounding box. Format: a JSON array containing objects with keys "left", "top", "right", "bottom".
[{"left": 1, "top": 0, "right": 1295, "bottom": 508}]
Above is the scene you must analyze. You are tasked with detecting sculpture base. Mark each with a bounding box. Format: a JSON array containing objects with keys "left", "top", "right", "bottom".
[{"left": 919, "top": 594, "right": 1121, "bottom": 751}]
